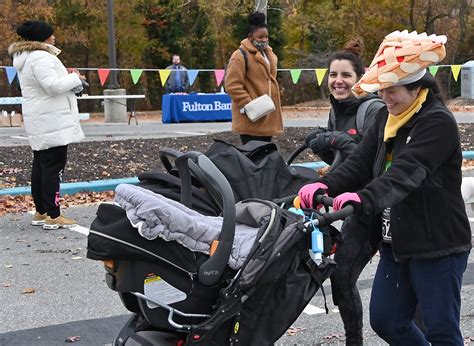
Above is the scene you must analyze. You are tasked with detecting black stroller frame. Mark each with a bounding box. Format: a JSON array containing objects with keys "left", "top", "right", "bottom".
[{"left": 87, "top": 148, "right": 352, "bottom": 345}]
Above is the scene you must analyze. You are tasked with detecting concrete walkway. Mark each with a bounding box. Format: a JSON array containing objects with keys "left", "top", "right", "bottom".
[{"left": 0, "top": 111, "right": 472, "bottom": 146}]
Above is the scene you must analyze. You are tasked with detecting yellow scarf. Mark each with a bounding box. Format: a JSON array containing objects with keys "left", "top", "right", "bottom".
[{"left": 383, "top": 88, "right": 428, "bottom": 142}]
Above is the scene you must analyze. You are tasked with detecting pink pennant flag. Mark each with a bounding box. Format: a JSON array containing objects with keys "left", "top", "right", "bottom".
[
  {"left": 98, "top": 69, "right": 111, "bottom": 86},
  {"left": 214, "top": 69, "right": 225, "bottom": 86}
]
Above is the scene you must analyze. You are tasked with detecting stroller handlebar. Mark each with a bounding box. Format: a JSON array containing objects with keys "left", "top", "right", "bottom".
[
  {"left": 286, "top": 144, "right": 307, "bottom": 165},
  {"left": 309, "top": 195, "right": 354, "bottom": 227},
  {"left": 159, "top": 147, "right": 184, "bottom": 174},
  {"left": 175, "top": 152, "right": 236, "bottom": 287},
  {"left": 285, "top": 144, "right": 343, "bottom": 174},
  {"left": 275, "top": 194, "right": 354, "bottom": 227}
]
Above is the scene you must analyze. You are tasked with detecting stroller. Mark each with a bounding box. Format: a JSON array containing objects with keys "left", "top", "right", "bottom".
[
  {"left": 136, "top": 139, "right": 324, "bottom": 216},
  {"left": 87, "top": 150, "right": 352, "bottom": 345}
]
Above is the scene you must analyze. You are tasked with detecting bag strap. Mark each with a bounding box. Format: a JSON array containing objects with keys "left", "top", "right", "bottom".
[
  {"left": 238, "top": 47, "right": 248, "bottom": 72},
  {"left": 356, "top": 98, "right": 385, "bottom": 134},
  {"left": 329, "top": 108, "right": 336, "bottom": 130}
]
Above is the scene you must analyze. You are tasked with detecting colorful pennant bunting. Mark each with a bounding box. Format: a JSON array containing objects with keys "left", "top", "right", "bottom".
[
  {"left": 290, "top": 69, "right": 302, "bottom": 84},
  {"left": 159, "top": 69, "right": 171, "bottom": 87},
  {"left": 214, "top": 69, "right": 225, "bottom": 86},
  {"left": 428, "top": 66, "right": 439, "bottom": 77},
  {"left": 5, "top": 66, "right": 17, "bottom": 84},
  {"left": 451, "top": 65, "right": 462, "bottom": 82},
  {"left": 130, "top": 69, "right": 143, "bottom": 84},
  {"left": 315, "top": 69, "right": 327, "bottom": 86},
  {"left": 97, "top": 69, "right": 110, "bottom": 86},
  {"left": 0, "top": 64, "right": 468, "bottom": 92},
  {"left": 187, "top": 69, "right": 199, "bottom": 86}
]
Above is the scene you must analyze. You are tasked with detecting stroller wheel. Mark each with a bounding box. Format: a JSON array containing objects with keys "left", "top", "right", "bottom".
[{"left": 114, "top": 313, "right": 183, "bottom": 346}]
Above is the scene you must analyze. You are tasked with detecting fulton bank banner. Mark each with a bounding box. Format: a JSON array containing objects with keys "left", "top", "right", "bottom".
[{"left": 162, "top": 93, "right": 232, "bottom": 123}]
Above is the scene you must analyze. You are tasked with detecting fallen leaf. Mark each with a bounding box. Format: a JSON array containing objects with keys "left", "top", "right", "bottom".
[
  {"left": 286, "top": 326, "right": 306, "bottom": 336},
  {"left": 65, "top": 336, "right": 81, "bottom": 343},
  {"left": 2, "top": 283, "right": 11, "bottom": 287},
  {"left": 323, "top": 333, "right": 344, "bottom": 340},
  {"left": 21, "top": 287, "right": 35, "bottom": 294},
  {"left": 5, "top": 265, "right": 13, "bottom": 268}
]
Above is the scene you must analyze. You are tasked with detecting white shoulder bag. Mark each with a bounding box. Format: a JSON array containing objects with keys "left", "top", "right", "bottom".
[{"left": 244, "top": 80, "right": 275, "bottom": 122}]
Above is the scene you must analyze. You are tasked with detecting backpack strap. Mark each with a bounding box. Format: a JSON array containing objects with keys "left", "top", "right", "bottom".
[
  {"left": 329, "top": 108, "right": 337, "bottom": 130},
  {"left": 356, "top": 98, "right": 385, "bottom": 135},
  {"left": 238, "top": 47, "right": 248, "bottom": 72}
]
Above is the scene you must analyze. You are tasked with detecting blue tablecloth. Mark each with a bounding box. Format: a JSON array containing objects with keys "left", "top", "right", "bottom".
[{"left": 162, "top": 93, "right": 232, "bottom": 123}]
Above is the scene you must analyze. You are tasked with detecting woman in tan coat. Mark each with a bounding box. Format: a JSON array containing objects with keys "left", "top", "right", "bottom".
[{"left": 225, "top": 12, "right": 283, "bottom": 144}]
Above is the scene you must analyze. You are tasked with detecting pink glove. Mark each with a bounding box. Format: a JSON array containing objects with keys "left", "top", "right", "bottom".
[
  {"left": 333, "top": 192, "right": 361, "bottom": 212},
  {"left": 298, "top": 182, "right": 328, "bottom": 209}
]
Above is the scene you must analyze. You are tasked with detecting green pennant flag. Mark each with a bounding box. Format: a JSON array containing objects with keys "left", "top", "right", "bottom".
[
  {"left": 290, "top": 69, "right": 302, "bottom": 84},
  {"left": 130, "top": 69, "right": 143, "bottom": 84},
  {"left": 428, "top": 66, "right": 439, "bottom": 77}
]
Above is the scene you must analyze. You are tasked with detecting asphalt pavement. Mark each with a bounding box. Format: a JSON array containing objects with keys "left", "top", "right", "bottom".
[
  {"left": 1, "top": 114, "right": 473, "bottom": 345},
  {"left": 0, "top": 204, "right": 473, "bottom": 345}
]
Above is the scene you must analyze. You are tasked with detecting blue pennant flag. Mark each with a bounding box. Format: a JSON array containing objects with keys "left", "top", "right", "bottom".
[
  {"left": 187, "top": 69, "right": 199, "bottom": 86},
  {"left": 5, "top": 66, "right": 17, "bottom": 84}
]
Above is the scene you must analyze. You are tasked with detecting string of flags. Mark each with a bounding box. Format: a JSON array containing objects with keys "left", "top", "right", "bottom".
[{"left": 0, "top": 64, "right": 465, "bottom": 88}]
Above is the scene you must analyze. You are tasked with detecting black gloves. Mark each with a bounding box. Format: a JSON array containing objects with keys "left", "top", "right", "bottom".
[
  {"left": 305, "top": 131, "right": 358, "bottom": 165},
  {"left": 304, "top": 127, "right": 327, "bottom": 148},
  {"left": 307, "top": 131, "right": 357, "bottom": 154}
]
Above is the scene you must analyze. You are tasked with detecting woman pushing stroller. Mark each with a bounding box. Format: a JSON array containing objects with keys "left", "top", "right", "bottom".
[
  {"left": 299, "top": 30, "right": 471, "bottom": 345},
  {"left": 303, "top": 39, "right": 386, "bottom": 345}
]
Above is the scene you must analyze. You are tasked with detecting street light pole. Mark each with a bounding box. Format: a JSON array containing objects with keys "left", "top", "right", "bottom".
[
  {"left": 255, "top": 0, "right": 268, "bottom": 20},
  {"left": 104, "top": 0, "right": 127, "bottom": 123},
  {"left": 106, "top": 0, "right": 119, "bottom": 89}
]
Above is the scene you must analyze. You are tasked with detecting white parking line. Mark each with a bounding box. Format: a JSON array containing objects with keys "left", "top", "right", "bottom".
[
  {"left": 173, "top": 131, "right": 205, "bottom": 136},
  {"left": 70, "top": 225, "right": 89, "bottom": 236},
  {"left": 303, "top": 304, "right": 327, "bottom": 315}
]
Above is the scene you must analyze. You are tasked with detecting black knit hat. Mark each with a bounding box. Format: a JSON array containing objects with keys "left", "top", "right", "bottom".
[{"left": 17, "top": 20, "right": 54, "bottom": 42}]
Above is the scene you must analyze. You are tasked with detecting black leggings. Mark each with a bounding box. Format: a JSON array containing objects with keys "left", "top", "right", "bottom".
[
  {"left": 239, "top": 134, "right": 272, "bottom": 145},
  {"left": 31, "top": 145, "right": 68, "bottom": 218},
  {"left": 330, "top": 215, "right": 372, "bottom": 345}
]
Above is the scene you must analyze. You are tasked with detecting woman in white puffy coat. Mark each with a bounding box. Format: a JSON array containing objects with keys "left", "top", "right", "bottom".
[{"left": 8, "top": 20, "right": 86, "bottom": 229}]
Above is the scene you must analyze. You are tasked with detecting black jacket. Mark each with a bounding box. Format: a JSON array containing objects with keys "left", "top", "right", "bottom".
[
  {"left": 327, "top": 93, "right": 381, "bottom": 142},
  {"left": 319, "top": 94, "right": 384, "bottom": 164},
  {"left": 321, "top": 91, "right": 472, "bottom": 261}
]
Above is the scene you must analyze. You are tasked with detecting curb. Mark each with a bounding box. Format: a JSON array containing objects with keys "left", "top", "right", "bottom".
[
  {"left": 1, "top": 177, "right": 139, "bottom": 196},
  {"left": 3, "top": 152, "right": 474, "bottom": 196}
]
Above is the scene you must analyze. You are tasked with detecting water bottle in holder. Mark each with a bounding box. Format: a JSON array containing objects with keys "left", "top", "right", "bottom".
[{"left": 309, "top": 226, "right": 324, "bottom": 264}]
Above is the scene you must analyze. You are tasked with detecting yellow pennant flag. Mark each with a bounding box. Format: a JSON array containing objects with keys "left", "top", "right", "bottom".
[
  {"left": 315, "top": 69, "right": 327, "bottom": 86},
  {"left": 159, "top": 69, "right": 171, "bottom": 86},
  {"left": 451, "top": 65, "right": 462, "bottom": 82}
]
